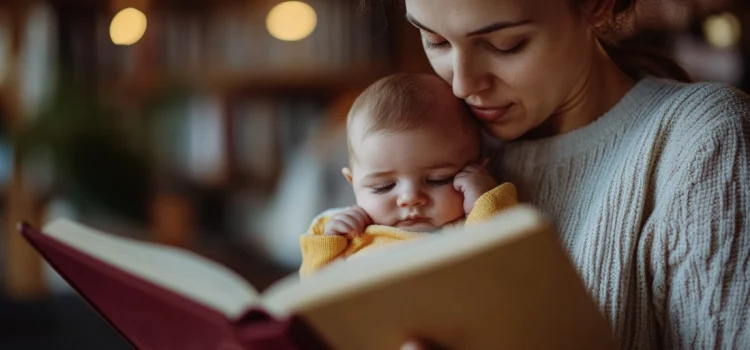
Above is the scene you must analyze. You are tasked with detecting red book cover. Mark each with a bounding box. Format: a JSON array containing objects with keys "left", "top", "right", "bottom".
[{"left": 18, "top": 222, "right": 329, "bottom": 350}]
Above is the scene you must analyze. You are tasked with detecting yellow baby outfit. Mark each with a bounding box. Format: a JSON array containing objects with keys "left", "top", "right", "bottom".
[{"left": 299, "top": 183, "right": 519, "bottom": 276}]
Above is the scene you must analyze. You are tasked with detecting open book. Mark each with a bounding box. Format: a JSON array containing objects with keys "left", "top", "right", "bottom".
[{"left": 19, "top": 205, "right": 616, "bottom": 350}]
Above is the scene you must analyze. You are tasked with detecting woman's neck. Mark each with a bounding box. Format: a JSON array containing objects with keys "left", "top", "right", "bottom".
[{"left": 525, "top": 43, "right": 636, "bottom": 139}]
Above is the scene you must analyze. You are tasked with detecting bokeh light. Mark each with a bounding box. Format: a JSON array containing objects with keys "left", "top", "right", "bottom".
[
  {"left": 110, "top": 7, "right": 148, "bottom": 45},
  {"left": 266, "top": 1, "right": 317, "bottom": 42},
  {"left": 704, "top": 13, "right": 742, "bottom": 49}
]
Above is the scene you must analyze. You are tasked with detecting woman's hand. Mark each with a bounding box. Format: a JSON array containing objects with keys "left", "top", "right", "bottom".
[{"left": 400, "top": 338, "right": 447, "bottom": 350}]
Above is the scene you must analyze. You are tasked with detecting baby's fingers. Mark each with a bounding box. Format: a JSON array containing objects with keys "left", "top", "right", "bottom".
[
  {"left": 324, "top": 220, "right": 347, "bottom": 236},
  {"left": 453, "top": 174, "right": 469, "bottom": 192},
  {"left": 350, "top": 206, "right": 373, "bottom": 226},
  {"left": 339, "top": 214, "right": 366, "bottom": 237},
  {"left": 460, "top": 163, "right": 486, "bottom": 174}
]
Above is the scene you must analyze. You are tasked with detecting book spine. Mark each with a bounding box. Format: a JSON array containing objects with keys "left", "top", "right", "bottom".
[{"left": 235, "top": 309, "right": 330, "bottom": 350}]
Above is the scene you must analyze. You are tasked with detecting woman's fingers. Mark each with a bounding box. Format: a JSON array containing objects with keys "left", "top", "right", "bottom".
[
  {"left": 400, "top": 340, "right": 424, "bottom": 350},
  {"left": 400, "top": 338, "right": 447, "bottom": 350}
]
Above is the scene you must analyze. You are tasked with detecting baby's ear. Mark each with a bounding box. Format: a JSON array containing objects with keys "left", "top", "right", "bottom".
[
  {"left": 480, "top": 158, "right": 490, "bottom": 167},
  {"left": 341, "top": 167, "right": 353, "bottom": 184}
]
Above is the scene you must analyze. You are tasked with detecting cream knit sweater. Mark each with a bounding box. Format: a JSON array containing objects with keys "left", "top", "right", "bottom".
[{"left": 493, "top": 77, "right": 750, "bottom": 349}]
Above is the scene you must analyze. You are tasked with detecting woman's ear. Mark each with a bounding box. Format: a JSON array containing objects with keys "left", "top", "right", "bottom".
[
  {"left": 342, "top": 167, "right": 353, "bottom": 184},
  {"left": 581, "top": 0, "right": 615, "bottom": 29}
]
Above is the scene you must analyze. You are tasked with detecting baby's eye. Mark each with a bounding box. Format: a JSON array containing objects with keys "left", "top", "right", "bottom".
[
  {"left": 370, "top": 183, "right": 395, "bottom": 194},
  {"left": 427, "top": 177, "right": 455, "bottom": 187}
]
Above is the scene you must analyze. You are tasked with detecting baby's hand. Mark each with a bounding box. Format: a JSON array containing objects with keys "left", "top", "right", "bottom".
[
  {"left": 324, "top": 206, "right": 373, "bottom": 239},
  {"left": 453, "top": 162, "right": 496, "bottom": 214}
]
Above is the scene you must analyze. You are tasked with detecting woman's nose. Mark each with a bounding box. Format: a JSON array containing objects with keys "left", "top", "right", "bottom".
[{"left": 452, "top": 50, "right": 491, "bottom": 100}]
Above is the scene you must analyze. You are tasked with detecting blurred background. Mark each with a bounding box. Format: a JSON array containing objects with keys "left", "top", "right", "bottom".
[{"left": 0, "top": 0, "right": 747, "bottom": 348}]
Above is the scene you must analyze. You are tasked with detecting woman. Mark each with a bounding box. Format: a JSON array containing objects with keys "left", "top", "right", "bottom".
[{"left": 387, "top": 0, "right": 750, "bottom": 348}]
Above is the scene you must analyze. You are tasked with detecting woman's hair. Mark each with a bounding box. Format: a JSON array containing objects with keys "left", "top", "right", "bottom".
[
  {"left": 581, "top": 0, "right": 692, "bottom": 82},
  {"left": 360, "top": 0, "right": 692, "bottom": 82}
]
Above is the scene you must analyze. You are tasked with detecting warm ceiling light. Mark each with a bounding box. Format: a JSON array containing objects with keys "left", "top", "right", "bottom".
[
  {"left": 110, "top": 7, "right": 148, "bottom": 45},
  {"left": 266, "top": 1, "right": 317, "bottom": 42},
  {"left": 704, "top": 13, "right": 741, "bottom": 49}
]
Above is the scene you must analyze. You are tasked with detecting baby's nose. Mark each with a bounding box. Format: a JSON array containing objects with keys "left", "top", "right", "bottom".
[{"left": 397, "top": 188, "right": 427, "bottom": 207}]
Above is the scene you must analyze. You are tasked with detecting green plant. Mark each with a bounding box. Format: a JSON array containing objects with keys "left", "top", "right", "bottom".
[{"left": 13, "top": 78, "right": 153, "bottom": 222}]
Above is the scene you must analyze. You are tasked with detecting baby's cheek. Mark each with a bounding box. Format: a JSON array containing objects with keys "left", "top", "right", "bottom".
[
  {"left": 355, "top": 193, "right": 395, "bottom": 225},
  {"left": 433, "top": 187, "right": 466, "bottom": 220}
]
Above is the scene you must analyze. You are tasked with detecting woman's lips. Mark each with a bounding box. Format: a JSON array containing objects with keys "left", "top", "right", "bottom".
[{"left": 469, "top": 104, "right": 513, "bottom": 123}]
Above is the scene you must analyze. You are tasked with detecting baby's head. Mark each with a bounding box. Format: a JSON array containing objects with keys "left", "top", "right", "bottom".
[{"left": 343, "top": 73, "right": 482, "bottom": 232}]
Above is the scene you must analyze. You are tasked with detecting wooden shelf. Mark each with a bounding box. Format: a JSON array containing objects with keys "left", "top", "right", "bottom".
[{"left": 105, "top": 66, "right": 390, "bottom": 99}]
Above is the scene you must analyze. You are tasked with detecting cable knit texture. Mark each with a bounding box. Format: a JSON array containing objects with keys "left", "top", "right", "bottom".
[{"left": 492, "top": 77, "right": 750, "bottom": 349}]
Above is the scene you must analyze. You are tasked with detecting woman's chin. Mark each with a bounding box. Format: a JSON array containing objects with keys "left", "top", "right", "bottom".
[{"left": 482, "top": 124, "right": 528, "bottom": 141}]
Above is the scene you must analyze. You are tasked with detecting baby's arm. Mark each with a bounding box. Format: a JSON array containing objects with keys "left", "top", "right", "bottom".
[
  {"left": 465, "top": 183, "right": 519, "bottom": 223},
  {"left": 453, "top": 163, "right": 498, "bottom": 215},
  {"left": 323, "top": 206, "right": 372, "bottom": 238},
  {"left": 453, "top": 163, "right": 519, "bottom": 224},
  {"left": 298, "top": 206, "right": 372, "bottom": 277}
]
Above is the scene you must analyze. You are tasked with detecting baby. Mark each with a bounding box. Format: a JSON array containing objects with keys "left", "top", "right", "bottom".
[{"left": 299, "top": 73, "right": 518, "bottom": 276}]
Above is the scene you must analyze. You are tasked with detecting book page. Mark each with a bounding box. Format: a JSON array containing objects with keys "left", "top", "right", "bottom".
[{"left": 43, "top": 219, "right": 259, "bottom": 319}]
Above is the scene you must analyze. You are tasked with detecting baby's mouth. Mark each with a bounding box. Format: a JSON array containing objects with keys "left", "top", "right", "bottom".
[
  {"left": 397, "top": 216, "right": 432, "bottom": 227},
  {"left": 401, "top": 218, "right": 428, "bottom": 224}
]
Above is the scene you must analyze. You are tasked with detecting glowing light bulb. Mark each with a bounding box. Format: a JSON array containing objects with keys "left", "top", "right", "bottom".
[
  {"left": 266, "top": 1, "right": 317, "bottom": 42},
  {"left": 704, "top": 13, "right": 741, "bottom": 49},
  {"left": 110, "top": 7, "right": 147, "bottom": 45}
]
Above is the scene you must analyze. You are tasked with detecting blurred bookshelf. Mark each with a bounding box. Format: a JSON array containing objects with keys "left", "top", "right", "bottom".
[
  {"left": 64, "top": 0, "right": 410, "bottom": 192},
  {"left": 1, "top": 0, "right": 432, "bottom": 305}
]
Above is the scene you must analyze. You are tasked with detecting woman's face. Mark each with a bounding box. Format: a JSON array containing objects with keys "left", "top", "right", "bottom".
[{"left": 405, "top": 0, "right": 598, "bottom": 140}]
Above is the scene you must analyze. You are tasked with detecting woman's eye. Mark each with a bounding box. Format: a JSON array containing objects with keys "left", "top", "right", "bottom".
[
  {"left": 427, "top": 177, "right": 455, "bottom": 186},
  {"left": 370, "top": 183, "right": 395, "bottom": 194},
  {"left": 423, "top": 38, "right": 450, "bottom": 50},
  {"left": 490, "top": 40, "right": 527, "bottom": 55}
]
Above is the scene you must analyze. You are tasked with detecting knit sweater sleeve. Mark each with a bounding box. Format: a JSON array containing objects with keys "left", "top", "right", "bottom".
[
  {"left": 466, "top": 182, "right": 518, "bottom": 224},
  {"left": 650, "top": 94, "right": 750, "bottom": 349},
  {"left": 298, "top": 210, "right": 349, "bottom": 277}
]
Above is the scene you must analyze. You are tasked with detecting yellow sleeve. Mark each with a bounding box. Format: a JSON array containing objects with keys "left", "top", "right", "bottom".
[
  {"left": 466, "top": 182, "right": 519, "bottom": 224},
  {"left": 298, "top": 210, "right": 428, "bottom": 277},
  {"left": 298, "top": 212, "right": 349, "bottom": 277}
]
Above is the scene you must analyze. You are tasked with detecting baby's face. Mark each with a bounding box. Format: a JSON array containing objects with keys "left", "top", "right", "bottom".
[{"left": 346, "top": 118, "right": 479, "bottom": 232}]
